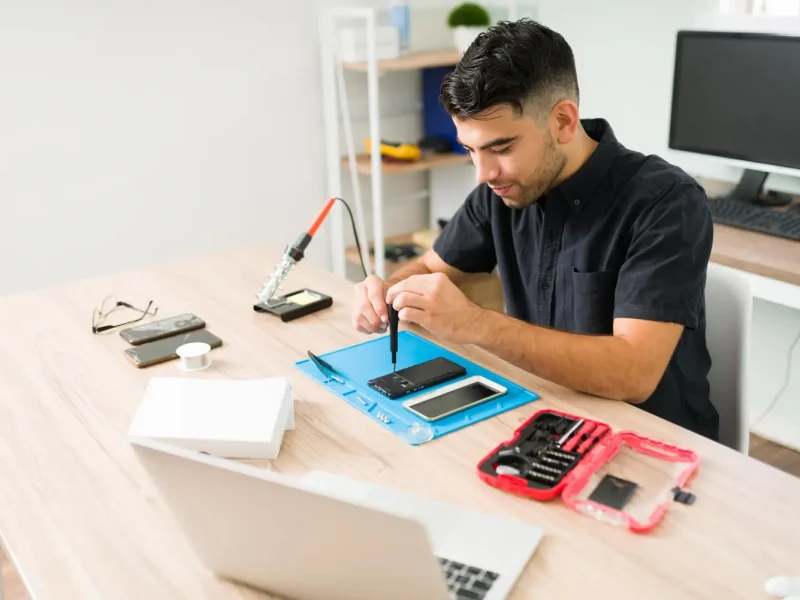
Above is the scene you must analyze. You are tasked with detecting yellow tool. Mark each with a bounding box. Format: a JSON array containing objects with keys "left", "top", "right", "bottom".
[{"left": 365, "top": 138, "right": 421, "bottom": 161}]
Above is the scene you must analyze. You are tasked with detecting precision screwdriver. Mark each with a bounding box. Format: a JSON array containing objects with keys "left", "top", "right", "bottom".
[{"left": 389, "top": 304, "right": 399, "bottom": 372}]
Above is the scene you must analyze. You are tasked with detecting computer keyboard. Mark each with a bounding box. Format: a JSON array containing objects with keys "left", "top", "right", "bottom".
[
  {"left": 438, "top": 556, "right": 499, "bottom": 600},
  {"left": 709, "top": 197, "right": 800, "bottom": 241}
]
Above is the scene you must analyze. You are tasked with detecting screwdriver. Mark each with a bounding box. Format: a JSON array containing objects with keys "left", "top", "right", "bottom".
[{"left": 389, "top": 304, "right": 399, "bottom": 372}]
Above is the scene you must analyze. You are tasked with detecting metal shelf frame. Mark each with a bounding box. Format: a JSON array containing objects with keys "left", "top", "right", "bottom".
[{"left": 319, "top": 3, "right": 520, "bottom": 280}]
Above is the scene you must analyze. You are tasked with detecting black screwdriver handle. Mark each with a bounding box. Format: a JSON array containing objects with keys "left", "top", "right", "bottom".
[{"left": 389, "top": 304, "right": 399, "bottom": 358}]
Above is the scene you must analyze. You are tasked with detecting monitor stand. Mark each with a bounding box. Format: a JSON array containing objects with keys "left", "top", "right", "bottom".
[{"left": 728, "top": 169, "right": 793, "bottom": 207}]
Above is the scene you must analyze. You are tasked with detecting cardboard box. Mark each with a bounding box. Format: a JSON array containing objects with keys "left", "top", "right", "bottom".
[{"left": 128, "top": 377, "right": 294, "bottom": 460}]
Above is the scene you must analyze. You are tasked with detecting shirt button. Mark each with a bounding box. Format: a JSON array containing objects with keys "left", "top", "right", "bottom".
[
  {"left": 541, "top": 281, "right": 550, "bottom": 291},
  {"left": 574, "top": 198, "right": 581, "bottom": 206}
]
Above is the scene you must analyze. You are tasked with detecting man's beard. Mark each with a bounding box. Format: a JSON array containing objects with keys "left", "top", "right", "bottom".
[{"left": 499, "top": 134, "right": 566, "bottom": 209}]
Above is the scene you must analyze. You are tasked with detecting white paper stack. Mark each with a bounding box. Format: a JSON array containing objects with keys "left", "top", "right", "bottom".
[{"left": 128, "top": 376, "right": 294, "bottom": 459}]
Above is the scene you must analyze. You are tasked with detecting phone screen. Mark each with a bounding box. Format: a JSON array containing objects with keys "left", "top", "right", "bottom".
[
  {"left": 125, "top": 329, "right": 222, "bottom": 366},
  {"left": 407, "top": 382, "right": 500, "bottom": 421},
  {"left": 121, "top": 313, "right": 205, "bottom": 344}
]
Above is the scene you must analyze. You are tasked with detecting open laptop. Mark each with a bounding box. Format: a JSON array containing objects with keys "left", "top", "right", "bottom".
[{"left": 130, "top": 436, "right": 542, "bottom": 600}]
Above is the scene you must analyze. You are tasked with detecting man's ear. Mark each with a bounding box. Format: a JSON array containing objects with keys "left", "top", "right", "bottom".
[{"left": 551, "top": 100, "right": 580, "bottom": 144}]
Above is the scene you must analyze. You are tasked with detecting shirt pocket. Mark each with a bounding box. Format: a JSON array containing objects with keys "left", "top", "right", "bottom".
[{"left": 568, "top": 267, "right": 618, "bottom": 334}]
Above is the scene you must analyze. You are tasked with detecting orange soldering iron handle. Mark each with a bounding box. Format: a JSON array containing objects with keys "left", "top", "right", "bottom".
[
  {"left": 307, "top": 197, "right": 337, "bottom": 237},
  {"left": 287, "top": 197, "right": 337, "bottom": 258}
]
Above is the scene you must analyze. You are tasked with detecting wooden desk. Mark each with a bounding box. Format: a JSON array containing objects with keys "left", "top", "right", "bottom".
[
  {"left": 1, "top": 244, "right": 800, "bottom": 600},
  {"left": 699, "top": 177, "right": 800, "bottom": 287}
]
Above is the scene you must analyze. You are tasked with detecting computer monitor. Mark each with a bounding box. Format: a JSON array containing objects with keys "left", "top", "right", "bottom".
[{"left": 669, "top": 30, "right": 800, "bottom": 206}]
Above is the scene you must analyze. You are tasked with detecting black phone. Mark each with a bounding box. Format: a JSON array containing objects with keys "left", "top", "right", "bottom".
[
  {"left": 124, "top": 329, "right": 222, "bottom": 368},
  {"left": 367, "top": 357, "right": 467, "bottom": 399},
  {"left": 120, "top": 313, "right": 205, "bottom": 345}
]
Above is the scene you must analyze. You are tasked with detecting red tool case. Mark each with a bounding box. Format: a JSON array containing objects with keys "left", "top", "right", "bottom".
[{"left": 476, "top": 408, "right": 700, "bottom": 533}]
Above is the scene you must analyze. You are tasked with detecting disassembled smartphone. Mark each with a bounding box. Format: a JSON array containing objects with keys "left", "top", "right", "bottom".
[
  {"left": 367, "top": 357, "right": 466, "bottom": 399},
  {"left": 402, "top": 375, "right": 507, "bottom": 422},
  {"left": 124, "top": 329, "right": 222, "bottom": 368},
  {"left": 120, "top": 313, "right": 205, "bottom": 345}
]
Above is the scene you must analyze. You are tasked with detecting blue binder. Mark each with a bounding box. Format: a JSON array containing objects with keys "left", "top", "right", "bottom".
[
  {"left": 421, "top": 66, "right": 467, "bottom": 154},
  {"left": 294, "top": 331, "right": 539, "bottom": 445}
]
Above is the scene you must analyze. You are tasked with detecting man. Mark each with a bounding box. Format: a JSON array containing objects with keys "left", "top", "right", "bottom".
[{"left": 350, "top": 19, "right": 718, "bottom": 440}]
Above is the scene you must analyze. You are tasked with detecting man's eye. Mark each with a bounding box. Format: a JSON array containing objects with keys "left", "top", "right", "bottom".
[{"left": 492, "top": 146, "right": 511, "bottom": 155}]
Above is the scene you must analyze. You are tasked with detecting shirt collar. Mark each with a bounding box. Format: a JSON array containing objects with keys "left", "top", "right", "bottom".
[{"left": 552, "top": 118, "right": 620, "bottom": 215}]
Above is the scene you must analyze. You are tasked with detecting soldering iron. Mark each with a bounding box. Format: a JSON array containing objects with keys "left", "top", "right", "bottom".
[
  {"left": 256, "top": 197, "right": 405, "bottom": 366},
  {"left": 256, "top": 197, "right": 368, "bottom": 306}
]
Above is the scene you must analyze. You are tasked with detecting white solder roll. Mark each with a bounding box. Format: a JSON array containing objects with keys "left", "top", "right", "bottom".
[{"left": 176, "top": 342, "right": 212, "bottom": 372}]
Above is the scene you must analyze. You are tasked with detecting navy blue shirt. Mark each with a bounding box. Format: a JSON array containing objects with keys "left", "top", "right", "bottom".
[{"left": 433, "top": 119, "right": 718, "bottom": 440}]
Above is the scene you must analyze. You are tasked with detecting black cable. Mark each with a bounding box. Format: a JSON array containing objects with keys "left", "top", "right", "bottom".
[{"left": 334, "top": 197, "right": 368, "bottom": 278}]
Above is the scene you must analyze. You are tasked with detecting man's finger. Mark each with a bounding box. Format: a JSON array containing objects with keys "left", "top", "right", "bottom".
[
  {"left": 386, "top": 274, "right": 435, "bottom": 303},
  {"left": 367, "top": 282, "right": 389, "bottom": 323},
  {"left": 356, "top": 313, "right": 381, "bottom": 333},
  {"left": 357, "top": 288, "right": 383, "bottom": 328},
  {"left": 359, "top": 306, "right": 382, "bottom": 329},
  {"left": 392, "top": 291, "right": 428, "bottom": 312},
  {"left": 398, "top": 306, "right": 426, "bottom": 326}
]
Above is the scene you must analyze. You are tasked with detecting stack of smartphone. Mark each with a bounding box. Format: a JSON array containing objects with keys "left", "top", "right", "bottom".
[
  {"left": 120, "top": 314, "right": 223, "bottom": 368},
  {"left": 366, "top": 357, "right": 508, "bottom": 423}
]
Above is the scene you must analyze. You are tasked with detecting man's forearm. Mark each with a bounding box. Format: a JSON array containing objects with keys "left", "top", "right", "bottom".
[{"left": 471, "top": 310, "right": 652, "bottom": 403}]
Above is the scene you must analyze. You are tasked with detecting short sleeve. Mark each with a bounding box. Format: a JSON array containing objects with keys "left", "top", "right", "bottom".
[
  {"left": 613, "top": 181, "right": 713, "bottom": 329},
  {"left": 432, "top": 185, "right": 497, "bottom": 274}
]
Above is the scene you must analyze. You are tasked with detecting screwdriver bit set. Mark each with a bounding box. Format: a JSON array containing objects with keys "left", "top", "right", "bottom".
[
  {"left": 477, "top": 410, "right": 610, "bottom": 496},
  {"left": 475, "top": 408, "right": 702, "bottom": 533}
]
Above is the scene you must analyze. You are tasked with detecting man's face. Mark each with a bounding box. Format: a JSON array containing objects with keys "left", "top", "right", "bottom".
[{"left": 454, "top": 104, "right": 567, "bottom": 209}]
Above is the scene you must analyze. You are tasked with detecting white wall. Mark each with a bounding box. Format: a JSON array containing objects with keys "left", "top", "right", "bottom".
[
  {"left": 536, "top": 0, "right": 800, "bottom": 193},
  {"left": 0, "top": 0, "right": 531, "bottom": 296},
  {"left": 536, "top": 0, "right": 714, "bottom": 156},
  {"left": 0, "top": 0, "right": 359, "bottom": 296},
  {"left": 4, "top": 0, "right": 799, "bottom": 298}
]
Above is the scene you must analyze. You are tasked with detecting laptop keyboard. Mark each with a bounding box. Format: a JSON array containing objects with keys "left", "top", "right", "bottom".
[{"left": 437, "top": 557, "right": 499, "bottom": 600}]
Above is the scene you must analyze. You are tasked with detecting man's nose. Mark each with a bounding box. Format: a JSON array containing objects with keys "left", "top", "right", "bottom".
[{"left": 474, "top": 154, "right": 499, "bottom": 184}]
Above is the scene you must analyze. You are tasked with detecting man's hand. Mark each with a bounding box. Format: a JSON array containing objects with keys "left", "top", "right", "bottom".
[
  {"left": 352, "top": 274, "right": 389, "bottom": 334},
  {"left": 385, "top": 272, "right": 482, "bottom": 344}
]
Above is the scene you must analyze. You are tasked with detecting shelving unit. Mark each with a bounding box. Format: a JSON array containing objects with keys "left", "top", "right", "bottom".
[
  {"left": 341, "top": 48, "right": 463, "bottom": 72},
  {"left": 345, "top": 232, "right": 415, "bottom": 276},
  {"left": 341, "top": 151, "right": 471, "bottom": 175},
  {"left": 319, "top": 3, "right": 520, "bottom": 281}
]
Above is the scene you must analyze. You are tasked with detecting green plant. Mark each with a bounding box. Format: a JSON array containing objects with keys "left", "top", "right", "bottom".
[{"left": 447, "top": 2, "right": 490, "bottom": 28}]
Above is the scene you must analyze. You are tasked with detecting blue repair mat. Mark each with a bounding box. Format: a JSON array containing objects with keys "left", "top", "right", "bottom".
[{"left": 294, "top": 330, "right": 539, "bottom": 445}]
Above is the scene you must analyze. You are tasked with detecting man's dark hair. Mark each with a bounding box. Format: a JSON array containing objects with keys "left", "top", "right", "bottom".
[{"left": 440, "top": 19, "right": 579, "bottom": 121}]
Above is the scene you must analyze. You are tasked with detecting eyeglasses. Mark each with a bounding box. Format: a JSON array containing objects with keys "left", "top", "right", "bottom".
[{"left": 92, "top": 294, "right": 158, "bottom": 333}]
